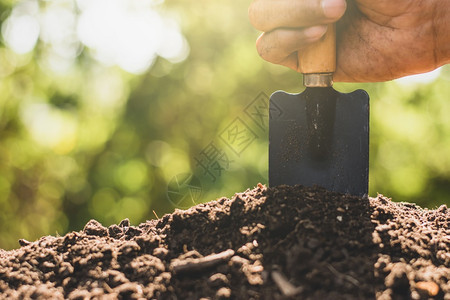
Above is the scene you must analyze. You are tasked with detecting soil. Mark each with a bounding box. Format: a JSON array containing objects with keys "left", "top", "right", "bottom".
[{"left": 0, "top": 184, "right": 449, "bottom": 299}]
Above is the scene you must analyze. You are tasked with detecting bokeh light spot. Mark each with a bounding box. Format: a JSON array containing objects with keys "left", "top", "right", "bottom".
[
  {"left": 89, "top": 188, "right": 120, "bottom": 222},
  {"left": 114, "top": 159, "right": 150, "bottom": 193},
  {"left": 1, "top": 0, "right": 40, "bottom": 54},
  {"left": 115, "top": 196, "right": 148, "bottom": 224}
]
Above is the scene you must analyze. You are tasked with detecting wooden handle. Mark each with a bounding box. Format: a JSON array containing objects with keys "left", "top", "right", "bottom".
[{"left": 298, "top": 24, "right": 336, "bottom": 74}]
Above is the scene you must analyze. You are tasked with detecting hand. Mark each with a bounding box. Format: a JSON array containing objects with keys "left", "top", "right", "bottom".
[{"left": 248, "top": 0, "right": 450, "bottom": 82}]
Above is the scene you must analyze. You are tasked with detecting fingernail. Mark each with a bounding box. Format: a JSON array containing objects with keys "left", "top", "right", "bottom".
[
  {"left": 304, "top": 25, "right": 327, "bottom": 39},
  {"left": 321, "top": 0, "right": 346, "bottom": 19}
]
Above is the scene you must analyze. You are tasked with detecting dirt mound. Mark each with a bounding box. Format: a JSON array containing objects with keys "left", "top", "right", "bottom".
[{"left": 0, "top": 185, "right": 449, "bottom": 299}]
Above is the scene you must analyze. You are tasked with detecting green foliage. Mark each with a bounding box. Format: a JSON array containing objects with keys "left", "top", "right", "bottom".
[{"left": 0, "top": 0, "right": 449, "bottom": 250}]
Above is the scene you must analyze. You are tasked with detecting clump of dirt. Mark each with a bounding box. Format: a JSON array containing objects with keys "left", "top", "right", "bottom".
[{"left": 0, "top": 184, "right": 449, "bottom": 299}]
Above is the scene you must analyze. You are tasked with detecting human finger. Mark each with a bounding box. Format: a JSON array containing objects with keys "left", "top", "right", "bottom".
[
  {"left": 256, "top": 25, "right": 328, "bottom": 68},
  {"left": 249, "top": 0, "right": 346, "bottom": 32}
]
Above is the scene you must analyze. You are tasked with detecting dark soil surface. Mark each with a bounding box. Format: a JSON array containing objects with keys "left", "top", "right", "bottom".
[{"left": 0, "top": 184, "right": 449, "bottom": 299}]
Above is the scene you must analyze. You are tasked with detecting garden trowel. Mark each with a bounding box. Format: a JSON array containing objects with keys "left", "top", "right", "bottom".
[{"left": 269, "top": 24, "right": 369, "bottom": 197}]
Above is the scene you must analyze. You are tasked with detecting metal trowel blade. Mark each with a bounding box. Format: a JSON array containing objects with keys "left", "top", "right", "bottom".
[{"left": 269, "top": 87, "right": 369, "bottom": 197}]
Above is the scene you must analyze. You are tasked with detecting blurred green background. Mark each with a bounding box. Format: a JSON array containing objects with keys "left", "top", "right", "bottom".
[{"left": 0, "top": 0, "right": 449, "bottom": 250}]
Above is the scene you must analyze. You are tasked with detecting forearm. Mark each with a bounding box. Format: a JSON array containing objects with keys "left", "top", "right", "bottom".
[{"left": 436, "top": 0, "right": 450, "bottom": 66}]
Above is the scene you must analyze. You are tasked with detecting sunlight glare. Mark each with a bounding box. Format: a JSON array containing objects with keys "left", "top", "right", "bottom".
[
  {"left": 39, "top": 1, "right": 81, "bottom": 73},
  {"left": 395, "top": 67, "right": 442, "bottom": 85},
  {"left": 77, "top": 0, "right": 189, "bottom": 74}
]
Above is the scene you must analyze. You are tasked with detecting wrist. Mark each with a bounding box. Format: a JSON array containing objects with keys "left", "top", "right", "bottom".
[{"left": 435, "top": 0, "right": 450, "bottom": 66}]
